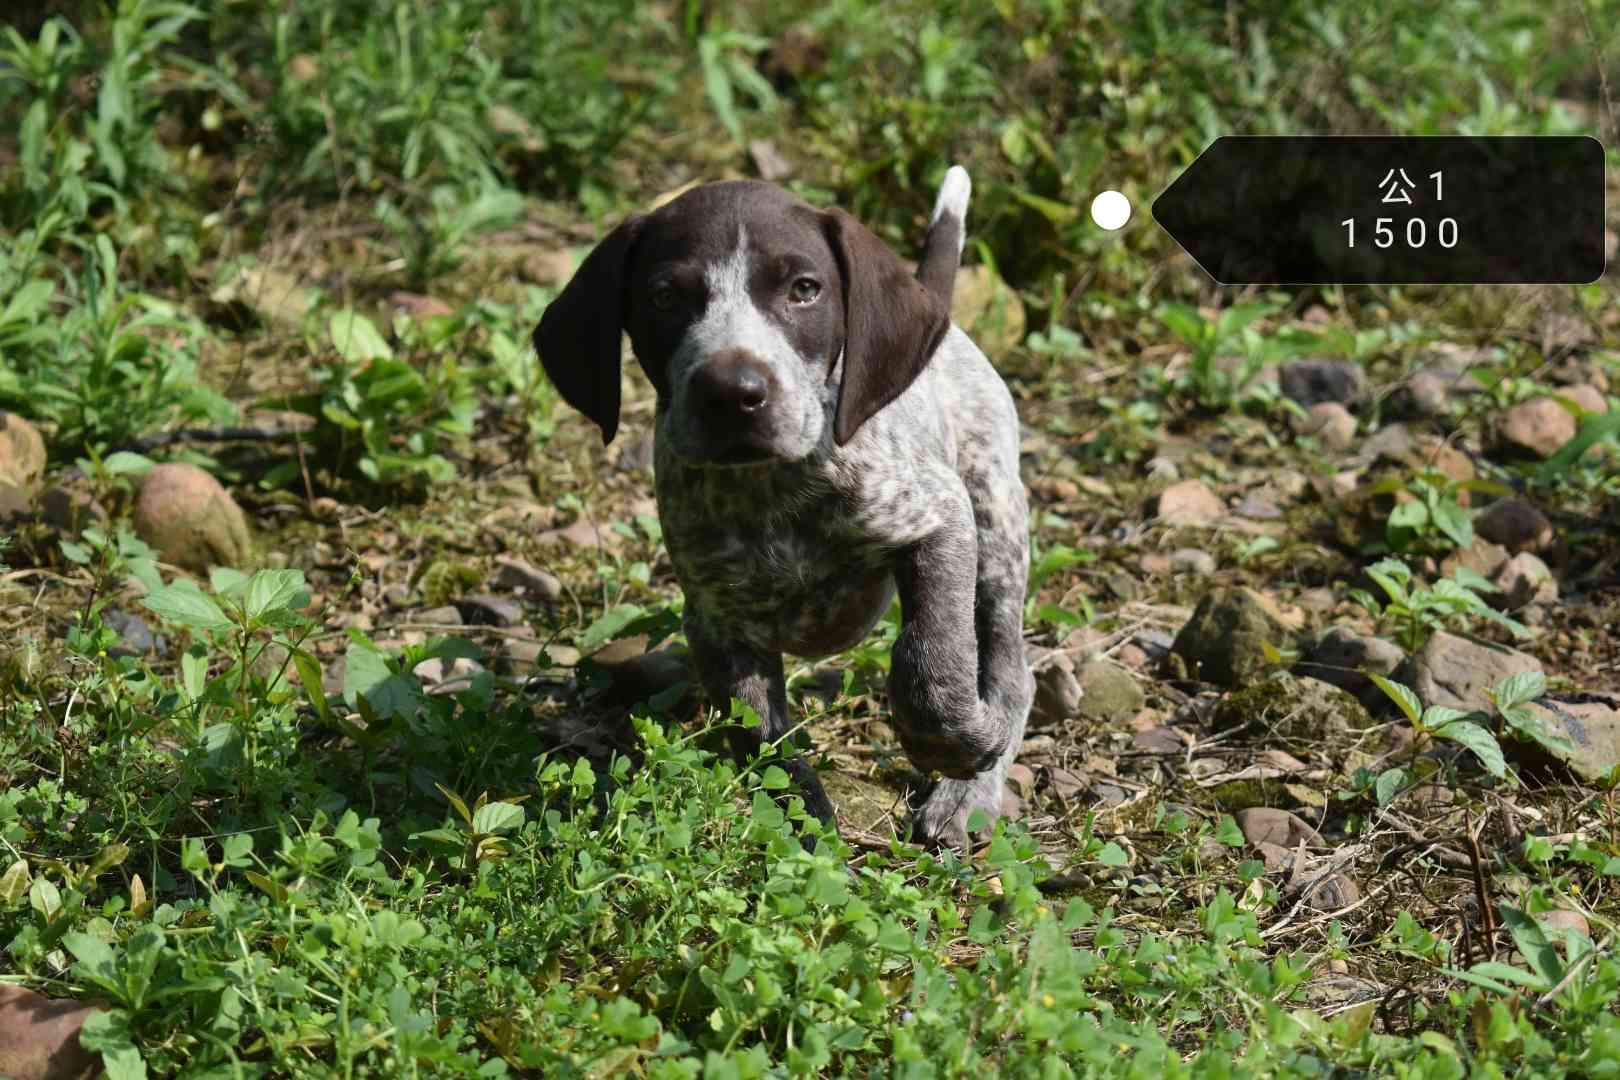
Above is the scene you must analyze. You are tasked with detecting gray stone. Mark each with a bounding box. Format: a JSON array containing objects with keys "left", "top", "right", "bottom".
[
  {"left": 1279, "top": 359, "right": 1366, "bottom": 408},
  {"left": 1491, "top": 552, "right": 1556, "bottom": 611},
  {"left": 1295, "top": 626, "right": 1406, "bottom": 710},
  {"left": 1075, "top": 658, "right": 1145, "bottom": 722},
  {"left": 1520, "top": 695, "right": 1620, "bottom": 784},
  {"left": 1169, "top": 548, "right": 1217, "bottom": 575},
  {"left": 1404, "top": 630, "right": 1542, "bottom": 712},
  {"left": 1031, "top": 653, "right": 1084, "bottom": 725},
  {"left": 1475, "top": 498, "right": 1556, "bottom": 556},
  {"left": 455, "top": 594, "right": 525, "bottom": 627},
  {"left": 492, "top": 557, "right": 563, "bottom": 600}
]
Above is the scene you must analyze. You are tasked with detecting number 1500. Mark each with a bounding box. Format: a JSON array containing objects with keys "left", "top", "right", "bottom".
[{"left": 1342, "top": 217, "right": 1458, "bottom": 249}]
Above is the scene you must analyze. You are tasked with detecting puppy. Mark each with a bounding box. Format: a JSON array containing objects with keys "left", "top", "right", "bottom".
[{"left": 534, "top": 168, "right": 1032, "bottom": 848}]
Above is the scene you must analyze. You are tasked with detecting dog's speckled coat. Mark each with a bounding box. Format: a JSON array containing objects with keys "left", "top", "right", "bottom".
[{"left": 534, "top": 170, "right": 1032, "bottom": 846}]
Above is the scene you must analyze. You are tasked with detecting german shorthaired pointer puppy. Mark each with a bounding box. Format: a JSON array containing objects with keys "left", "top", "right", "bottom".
[{"left": 534, "top": 167, "right": 1033, "bottom": 849}]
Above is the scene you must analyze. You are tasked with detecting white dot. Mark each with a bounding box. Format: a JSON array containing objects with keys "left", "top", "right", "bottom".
[{"left": 1090, "top": 190, "right": 1131, "bottom": 231}]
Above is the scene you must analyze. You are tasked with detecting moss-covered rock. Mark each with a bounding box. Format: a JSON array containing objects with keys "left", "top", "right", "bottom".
[
  {"left": 1212, "top": 672, "right": 1375, "bottom": 748},
  {"left": 1170, "top": 586, "right": 1293, "bottom": 687},
  {"left": 1075, "top": 657, "right": 1145, "bottom": 722}
]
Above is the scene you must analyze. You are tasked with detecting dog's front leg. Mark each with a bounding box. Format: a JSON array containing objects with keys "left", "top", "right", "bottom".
[
  {"left": 684, "top": 609, "right": 839, "bottom": 834},
  {"left": 887, "top": 517, "right": 1018, "bottom": 849}
]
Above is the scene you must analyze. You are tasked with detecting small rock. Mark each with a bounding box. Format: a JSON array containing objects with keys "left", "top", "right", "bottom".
[
  {"left": 1404, "top": 630, "right": 1541, "bottom": 712},
  {"left": 1296, "top": 588, "right": 1339, "bottom": 616},
  {"left": 1302, "top": 872, "right": 1361, "bottom": 911},
  {"left": 1399, "top": 370, "right": 1454, "bottom": 417},
  {"left": 413, "top": 655, "right": 485, "bottom": 692},
  {"left": 132, "top": 463, "right": 253, "bottom": 573},
  {"left": 499, "top": 634, "right": 547, "bottom": 671},
  {"left": 1028, "top": 476, "right": 1080, "bottom": 503},
  {"left": 1475, "top": 498, "right": 1556, "bottom": 556},
  {"left": 0, "top": 985, "right": 100, "bottom": 1080},
  {"left": 382, "top": 584, "right": 413, "bottom": 608},
  {"left": 1005, "top": 762, "right": 1036, "bottom": 798},
  {"left": 414, "top": 605, "right": 464, "bottom": 627},
  {"left": 1169, "top": 548, "right": 1217, "bottom": 575},
  {"left": 0, "top": 411, "right": 47, "bottom": 493},
  {"left": 537, "top": 518, "right": 622, "bottom": 553},
  {"left": 1363, "top": 423, "right": 1414, "bottom": 463},
  {"left": 1439, "top": 538, "right": 1510, "bottom": 582},
  {"left": 1295, "top": 627, "right": 1405, "bottom": 711},
  {"left": 1279, "top": 359, "right": 1366, "bottom": 408},
  {"left": 1535, "top": 908, "right": 1591, "bottom": 939},
  {"left": 1411, "top": 434, "right": 1476, "bottom": 491},
  {"left": 747, "top": 138, "right": 793, "bottom": 182},
  {"left": 1150, "top": 479, "right": 1225, "bottom": 525},
  {"left": 454, "top": 594, "right": 524, "bottom": 627},
  {"left": 1233, "top": 492, "right": 1284, "bottom": 520},
  {"left": 1169, "top": 587, "right": 1292, "bottom": 687},
  {"left": 492, "top": 557, "right": 563, "bottom": 600},
  {"left": 1213, "top": 673, "right": 1375, "bottom": 743},
  {"left": 1045, "top": 766, "right": 1087, "bottom": 800},
  {"left": 1237, "top": 807, "right": 1324, "bottom": 848},
  {"left": 1075, "top": 658, "right": 1145, "bottom": 722},
  {"left": 1294, "top": 402, "right": 1357, "bottom": 451},
  {"left": 1031, "top": 653, "right": 1084, "bottom": 725},
  {"left": 1491, "top": 552, "right": 1557, "bottom": 611},
  {"left": 1520, "top": 695, "right": 1620, "bottom": 783},
  {"left": 387, "top": 291, "right": 454, "bottom": 319},
  {"left": 1498, "top": 397, "right": 1578, "bottom": 459},
  {"left": 101, "top": 608, "right": 167, "bottom": 660},
  {"left": 1131, "top": 726, "right": 1183, "bottom": 754},
  {"left": 1556, "top": 384, "right": 1608, "bottom": 414}
]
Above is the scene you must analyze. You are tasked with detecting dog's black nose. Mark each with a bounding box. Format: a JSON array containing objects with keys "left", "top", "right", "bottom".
[{"left": 693, "top": 354, "right": 771, "bottom": 419}]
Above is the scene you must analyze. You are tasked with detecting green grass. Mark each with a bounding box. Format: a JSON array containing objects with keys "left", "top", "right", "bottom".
[{"left": 3, "top": 0, "right": 1620, "bottom": 1075}]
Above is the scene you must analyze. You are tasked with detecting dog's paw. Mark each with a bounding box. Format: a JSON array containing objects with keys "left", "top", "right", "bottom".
[
  {"left": 908, "top": 776, "right": 1008, "bottom": 851},
  {"left": 892, "top": 712, "right": 1008, "bottom": 780}
]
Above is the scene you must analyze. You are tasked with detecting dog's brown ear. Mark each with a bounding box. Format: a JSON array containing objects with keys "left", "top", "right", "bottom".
[
  {"left": 533, "top": 215, "right": 645, "bottom": 444},
  {"left": 821, "top": 208, "right": 951, "bottom": 446}
]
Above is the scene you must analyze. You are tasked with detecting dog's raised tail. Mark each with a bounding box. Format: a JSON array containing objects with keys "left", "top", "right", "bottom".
[{"left": 916, "top": 165, "right": 970, "bottom": 306}]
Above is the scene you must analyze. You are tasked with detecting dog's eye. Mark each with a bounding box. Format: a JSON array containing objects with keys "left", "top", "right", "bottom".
[
  {"left": 789, "top": 277, "right": 821, "bottom": 304},
  {"left": 650, "top": 284, "right": 680, "bottom": 311}
]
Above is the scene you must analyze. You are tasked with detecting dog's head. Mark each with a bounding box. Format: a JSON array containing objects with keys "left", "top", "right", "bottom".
[{"left": 533, "top": 181, "right": 950, "bottom": 464}]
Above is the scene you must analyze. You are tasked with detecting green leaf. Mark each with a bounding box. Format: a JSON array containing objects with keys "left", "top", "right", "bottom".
[
  {"left": 1501, "top": 905, "right": 1565, "bottom": 985},
  {"left": 0, "top": 859, "right": 30, "bottom": 905},
  {"left": 1375, "top": 767, "right": 1408, "bottom": 807},
  {"left": 139, "top": 581, "right": 233, "bottom": 633},
  {"left": 1432, "top": 718, "right": 1507, "bottom": 779},
  {"left": 1368, "top": 673, "right": 1422, "bottom": 725},
  {"left": 579, "top": 603, "right": 645, "bottom": 652},
  {"left": 100, "top": 451, "right": 154, "bottom": 476},
  {"left": 759, "top": 765, "right": 790, "bottom": 791},
  {"left": 78, "top": 1010, "right": 148, "bottom": 1080},
  {"left": 1491, "top": 671, "right": 1546, "bottom": 711},
  {"left": 329, "top": 310, "right": 393, "bottom": 362},
  {"left": 244, "top": 568, "right": 308, "bottom": 620},
  {"left": 1095, "top": 841, "right": 1129, "bottom": 867},
  {"left": 1214, "top": 815, "right": 1244, "bottom": 847},
  {"left": 1502, "top": 705, "right": 1577, "bottom": 757},
  {"left": 471, "top": 801, "right": 525, "bottom": 836}
]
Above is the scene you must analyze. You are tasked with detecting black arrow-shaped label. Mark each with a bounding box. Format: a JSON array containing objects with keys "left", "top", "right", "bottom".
[{"left": 1152, "top": 136, "right": 1606, "bottom": 285}]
